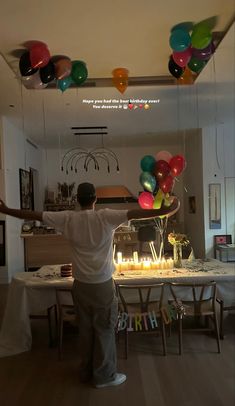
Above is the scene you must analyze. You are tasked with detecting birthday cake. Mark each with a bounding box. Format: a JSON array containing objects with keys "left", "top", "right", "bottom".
[{"left": 60, "top": 264, "right": 72, "bottom": 277}]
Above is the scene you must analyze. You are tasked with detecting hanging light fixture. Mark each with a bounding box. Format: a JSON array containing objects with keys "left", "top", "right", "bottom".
[{"left": 61, "top": 127, "right": 120, "bottom": 174}]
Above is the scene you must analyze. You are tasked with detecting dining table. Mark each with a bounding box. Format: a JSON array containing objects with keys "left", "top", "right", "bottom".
[{"left": 0, "top": 258, "right": 234, "bottom": 358}]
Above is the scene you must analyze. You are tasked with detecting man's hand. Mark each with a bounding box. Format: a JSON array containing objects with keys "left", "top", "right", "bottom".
[{"left": 0, "top": 199, "right": 42, "bottom": 221}]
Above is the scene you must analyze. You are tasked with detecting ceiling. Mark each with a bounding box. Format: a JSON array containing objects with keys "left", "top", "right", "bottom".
[{"left": 0, "top": 0, "right": 234, "bottom": 148}]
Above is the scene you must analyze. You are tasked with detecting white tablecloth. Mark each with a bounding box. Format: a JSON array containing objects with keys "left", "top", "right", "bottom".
[{"left": 0, "top": 259, "right": 234, "bottom": 358}]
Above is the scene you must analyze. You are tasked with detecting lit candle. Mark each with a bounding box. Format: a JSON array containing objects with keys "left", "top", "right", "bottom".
[
  {"left": 167, "top": 258, "right": 174, "bottom": 269},
  {"left": 134, "top": 261, "right": 141, "bottom": 270},
  {"left": 115, "top": 263, "right": 121, "bottom": 273},
  {"left": 133, "top": 251, "right": 139, "bottom": 263},
  {"left": 143, "top": 260, "right": 151, "bottom": 270},
  {"left": 117, "top": 252, "right": 123, "bottom": 264},
  {"left": 129, "top": 259, "right": 134, "bottom": 270}
]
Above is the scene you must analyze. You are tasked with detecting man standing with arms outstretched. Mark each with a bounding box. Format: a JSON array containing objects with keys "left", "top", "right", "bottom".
[{"left": 0, "top": 182, "right": 180, "bottom": 388}]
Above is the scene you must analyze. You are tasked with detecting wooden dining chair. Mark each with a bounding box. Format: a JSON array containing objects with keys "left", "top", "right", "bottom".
[
  {"left": 216, "top": 297, "right": 235, "bottom": 339},
  {"left": 29, "top": 304, "right": 57, "bottom": 347},
  {"left": 169, "top": 281, "right": 221, "bottom": 355},
  {"left": 116, "top": 282, "right": 166, "bottom": 358},
  {"left": 56, "top": 287, "right": 77, "bottom": 360}
]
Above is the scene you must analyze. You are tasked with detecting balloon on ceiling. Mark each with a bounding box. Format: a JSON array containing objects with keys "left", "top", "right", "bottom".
[
  {"left": 138, "top": 150, "right": 186, "bottom": 211},
  {"left": 19, "top": 41, "right": 88, "bottom": 92},
  {"left": 168, "top": 17, "right": 217, "bottom": 82},
  {"left": 112, "top": 68, "right": 129, "bottom": 94}
]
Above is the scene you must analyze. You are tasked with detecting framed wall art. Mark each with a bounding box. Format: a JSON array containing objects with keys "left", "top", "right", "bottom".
[
  {"left": 19, "top": 169, "right": 33, "bottom": 210},
  {"left": 188, "top": 196, "right": 196, "bottom": 213},
  {"left": 209, "top": 184, "right": 221, "bottom": 229},
  {"left": 0, "top": 220, "right": 5, "bottom": 266}
]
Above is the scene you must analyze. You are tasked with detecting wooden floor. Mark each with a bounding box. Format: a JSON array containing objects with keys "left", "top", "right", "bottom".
[{"left": 0, "top": 285, "right": 234, "bottom": 406}]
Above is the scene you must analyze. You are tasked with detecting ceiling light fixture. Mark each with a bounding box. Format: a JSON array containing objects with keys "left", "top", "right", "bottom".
[{"left": 61, "top": 128, "right": 120, "bottom": 174}]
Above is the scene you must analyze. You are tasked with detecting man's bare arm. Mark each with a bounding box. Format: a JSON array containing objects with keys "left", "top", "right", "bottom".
[
  {"left": 127, "top": 197, "right": 180, "bottom": 221},
  {"left": 0, "top": 199, "right": 43, "bottom": 221}
]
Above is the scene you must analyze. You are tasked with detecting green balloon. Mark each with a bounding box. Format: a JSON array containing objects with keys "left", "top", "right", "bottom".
[
  {"left": 71, "top": 60, "right": 88, "bottom": 85},
  {"left": 188, "top": 56, "right": 206, "bottom": 73},
  {"left": 191, "top": 25, "right": 212, "bottom": 50},
  {"left": 139, "top": 172, "right": 156, "bottom": 193},
  {"left": 140, "top": 155, "right": 156, "bottom": 172}
]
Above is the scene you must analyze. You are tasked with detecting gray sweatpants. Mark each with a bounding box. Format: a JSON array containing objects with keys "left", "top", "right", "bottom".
[{"left": 72, "top": 278, "right": 118, "bottom": 385}]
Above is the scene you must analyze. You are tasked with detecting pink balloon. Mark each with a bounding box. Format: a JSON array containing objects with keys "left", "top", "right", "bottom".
[
  {"left": 138, "top": 191, "right": 154, "bottom": 209},
  {"left": 156, "top": 150, "right": 172, "bottom": 163},
  {"left": 172, "top": 46, "right": 192, "bottom": 68}
]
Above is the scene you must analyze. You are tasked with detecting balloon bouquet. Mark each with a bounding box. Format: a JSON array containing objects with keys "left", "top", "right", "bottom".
[
  {"left": 168, "top": 18, "right": 216, "bottom": 83},
  {"left": 138, "top": 150, "right": 186, "bottom": 259},
  {"left": 19, "top": 40, "right": 88, "bottom": 92}
]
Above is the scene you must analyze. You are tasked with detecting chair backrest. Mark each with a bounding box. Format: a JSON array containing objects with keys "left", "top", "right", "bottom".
[
  {"left": 116, "top": 283, "right": 165, "bottom": 313},
  {"left": 169, "top": 281, "right": 217, "bottom": 311}
]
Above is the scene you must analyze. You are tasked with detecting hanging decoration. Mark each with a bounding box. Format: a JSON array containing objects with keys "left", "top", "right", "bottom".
[
  {"left": 18, "top": 41, "right": 88, "bottom": 92},
  {"left": 60, "top": 129, "right": 120, "bottom": 174},
  {"left": 168, "top": 17, "right": 217, "bottom": 82},
  {"left": 61, "top": 147, "right": 120, "bottom": 174},
  {"left": 112, "top": 68, "right": 129, "bottom": 94}
]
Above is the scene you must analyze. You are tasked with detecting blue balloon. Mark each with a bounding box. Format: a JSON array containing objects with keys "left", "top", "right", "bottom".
[
  {"left": 139, "top": 172, "right": 156, "bottom": 193},
  {"left": 171, "top": 22, "right": 194, "bottom": 33},
  {"left": 169, "top": 29, "right": 191, "bottom": 52},
  {"left": 57, "top": 76, "right": 73, "bottom": 92},
  {"left": 140, "top": 155, "right": 156, "bottom": 172}
]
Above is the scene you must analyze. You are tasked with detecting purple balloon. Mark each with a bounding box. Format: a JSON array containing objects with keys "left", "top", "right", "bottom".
[{"left": 192, "top": 42, "right": 215, "bottom": 61}]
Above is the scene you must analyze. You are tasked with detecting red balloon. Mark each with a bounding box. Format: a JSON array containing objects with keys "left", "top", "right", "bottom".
[
  {"left": 169, "top": 155, "right": 186, "bottom": 177},
  {"left": 154, "top": 160, "right": 171, "bottom": 181},
  {"left": 30, "top": 43, "right": 50, "bottom": 69},
  {"left": 159, "top": 175, "right": 174, "bottom": 194}
]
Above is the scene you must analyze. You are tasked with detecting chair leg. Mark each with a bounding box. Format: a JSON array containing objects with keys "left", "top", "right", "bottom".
[
  {"left": 178, "top": 317, "right": 183, "bottom": 355},
  {"left": 58, "top": 316, "right": 63, "bottom": 360},
  {"left": 124, "top": 330, "right": 128, "bottom": 359},
  {"left": 213, "top": 314, "right": 221, "bottom": 354},
  {"left": 161, "top": 318, "right": 167, "bottom": 356},
  {"left": 219, "top": 302, "right": 224, "bottom": 340},
  {"left": 47, "top": 306, "right": 57, "bottom": 347}
]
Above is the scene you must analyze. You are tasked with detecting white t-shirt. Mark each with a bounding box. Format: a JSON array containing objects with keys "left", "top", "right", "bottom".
[{"left": 43, "top": 208, "right": 128, "bottom": 283}]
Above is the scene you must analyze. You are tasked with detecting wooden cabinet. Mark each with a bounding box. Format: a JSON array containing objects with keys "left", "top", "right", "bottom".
[{"left": 22, "top": 234, "right": 72, "bottom": 271}]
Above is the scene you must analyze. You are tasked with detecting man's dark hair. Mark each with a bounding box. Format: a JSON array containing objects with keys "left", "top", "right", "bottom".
[{"left": 77, "top": 182, "right": 96, "bottom": 207}]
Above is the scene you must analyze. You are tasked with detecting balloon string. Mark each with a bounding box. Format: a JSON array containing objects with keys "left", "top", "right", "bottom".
[
  {"left": 212, "top": 56, "right": 221, "bottom": 170},
  {"left": 20, "top": 81, "right": 27, "bottom": 169},
  {"left": 177, "top": 82, "right": 180, "bottom": 137},
  {"left": 153, "top": 216, "right": 168, "bottom": 260},
  {"left": 42, "top": 96, "right": 49, "bottom": 192}
]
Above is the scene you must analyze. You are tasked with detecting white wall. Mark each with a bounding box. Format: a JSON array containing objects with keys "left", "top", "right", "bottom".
[
  {"left": 195, "top": 23, "right": 235, "bottom": 257},
  {"left": 183, "top": 129, "right": 205, "bottom": 258},
  {"left": 0, "top": 117, "right": 44, "bottom": 283}
]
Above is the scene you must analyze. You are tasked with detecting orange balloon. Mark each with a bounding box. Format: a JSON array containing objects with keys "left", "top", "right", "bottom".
[
  {"left": 55, "top": 58, "right": 72, "bottom": 80},
  {"left": 112, "top": 67, "right": 129, "bottom": 94},
  {"left": 177, "top": 67, "right": 195, "bottom": 85}
]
